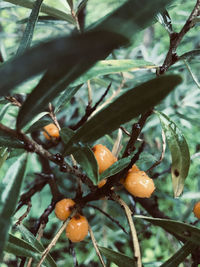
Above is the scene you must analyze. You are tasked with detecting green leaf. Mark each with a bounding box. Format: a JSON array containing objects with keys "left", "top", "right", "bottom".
[
  {"left": 73, "top": 146, "right": 99, "bottom": 184},
  {"left": 155, "top": 111, "right": 190, "bottom": 197},
  {"left": 179, "top": 49, "right": 200, "bottom": 61},
  {"left": 99, "top": 246, "right": 136, "bottom": 267},
  {"left": 5, "top": 234, "right": 40, "bottom": 260},
  {"left": 23, "top": 111, "right": 49, "bottom": 133},
  {"left": 160, "top": 241, "right": 195, "bottom": 267},
  {"left": 16, "top": 31, "right": 127, "bottom": 129},
  {"left": 17, "top": 0, "right": 44, "bottom": 55},
  {"left": 0, "top": 153, "right": 27, "bottom": 261},
  {"left": 100, "top": 154, "right": 133, "bottom": 181},
  {"left": 0, "top": 130, "right": 25, "bottom": 148},
  {"left": 26, "top": 118, "right": 52, "bottom": 133},
  {"left": 0, "top": 103, "right": 11, "bottom": 122},
  {"left": 4, "top": 0, "right": 74, "bottom": 23},
  {"left": 2, "top": 0, "right": 171, "bottom": 128},
  {"left": 54, "top": 84, "right": 83, "bottom": 113},
  {"left": 157, "top": 10, "right": 173, "bottom": 34},
  {"left": 71, "top": 59, "right": 156, "bottom": 87},
  {"left": 60, "top": 127, "right": 98, "bottom": 183},
  {"left": 0, "top": 147, "right": 9, "bottom": 170},
  {"left": 18, "top": 224, "right": 57, "bottom": 267},
  {"left": 93, "top": 0, "right": 171, "bottom": 40},
  {"left": 135, "top": 215, "right": 200, "bottom": 246},
  {"left": 63, "top": 75, "right": 182, "bottom": 155}
]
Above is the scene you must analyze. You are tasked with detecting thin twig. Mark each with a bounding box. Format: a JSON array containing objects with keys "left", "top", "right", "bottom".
[
  {"left": 0, "top": 123, "right": 95, "bottom": 191},
  {"left": 36, "top": 208, "right": 78, "bottom": 267},
  {"left": 111, "top": 193, "right": 142, "bottom": 267},
  {"left": 184, "top": 60, "right": 200, "bottom": 89},
  {"left": 87, "top": 80, "right": 92, "bottom": 106},
  {"left": 87, "top": 204, "right": 128, "bottom": 234},
  {"left": 88, "top": 225, "right": 106, "bottom": 267},
  {"left": 158, "top": 0, "right": 200, "bottom": 74},
  {"left": 71, "top": 83, "right": 112, "bottom": 130},
  {"left": 69, "top": 241, "right": 79, "bottom": 267},
  {"left": 15, "top": 201, "right": 32, "bottom": 226},
  {"left": 48, "top": 103, "right": 61, "bottom": 130}
]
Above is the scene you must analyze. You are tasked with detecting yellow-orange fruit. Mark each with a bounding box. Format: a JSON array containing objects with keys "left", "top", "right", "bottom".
[
  {"left": 43, "top": 123, "right": 59, "bottom": 140},
  {"left": 98, "top": 179, "right": 107, "bottom": 188},
  {"left": 55, "top": 199, "right": 75, "bottom": 221},
  {"left": 92, "top": 144, "right": 117, "bottom": 174},
  {"left": 193, "top": 201, "right": 200, "bottom": 219},
  {"left": 66, "top": 214, "right": 88, "bottom": 243},
  {"left": 120, "top": 164, "right": 140, "bottom": 184},
  {"left": 123, "top": 171, "right": 155, "bottom": 198}
]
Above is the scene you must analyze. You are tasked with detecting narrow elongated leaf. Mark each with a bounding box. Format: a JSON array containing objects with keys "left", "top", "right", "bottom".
[
  {"left": 0, "top": 103, "right": 11, "bottom": 122},
  {"left": 155, "top": 111, "right": 190, "bottom": 197},
  {"left": 73, "top": 146, "right": 99, "bottom": 184},
  {"left": 0, "top": 130, "right": 24, "bottom": 148},
  {"left": 157, "top": 10, "right": 173, "bottom": 34},
  {"left": 18, "top": 224, "right": 57, "bottom": 267},
  {"left": 100, "top": 154, "right": 133, "bottom": 181},
  {"left": 23, "top": 111, "right": 49, "bottom": 133},
  {"left": 0, "top": 147, "right": 9, "bottom": 170},
  {"left": 135, "top": 215, "right": 200, "bottom": 246},
  {"left": 55, "top": 84, "right": 83, "bottom": 113},
  {"left": 4, "top": 0, "right": 74, "bottom": 23},
  {"left": 0, "top": 153, "right": 27, "bottom": 260},
  {"left": 71, "top": 59, "right": 156, "bottom": 87},
  {"left": 26, "top": 118, "right": 51, "bottom": 133},
  {"left": 5, "top": 234, "right": 40, "bottom": 260},
  {"left": 63, "top": 75, "right": 182, "bottom": 155},
  {"left": 160, "top": 241, "right": 195, "bottom": 267},
  {"left": 16, "top": 31, "right": 126, "bottom": 129},
  {"left": 99, "top": 246, "right": 136, "bottom": 267},
  {"left": 17, "top": 0, "right": 44, "bottom": 55},
  {"left": 60, "top": 127, "right": 98, "bottom": 182},
  {"left": 2, "top": 0, "right": 172, "bottom": 128}
]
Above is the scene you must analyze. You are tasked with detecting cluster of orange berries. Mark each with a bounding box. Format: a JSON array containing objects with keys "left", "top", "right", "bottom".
[
  {"left": 93, "top": 144, "right": 155, "bottom": 198},
  {"left": 55, "top": 199, "right": 89, "bottom": 243}
]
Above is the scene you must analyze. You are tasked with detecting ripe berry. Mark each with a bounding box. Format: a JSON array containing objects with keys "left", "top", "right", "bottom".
[
  {"left": 120, "top": 164, "right": 140, "bottom": 184},
  {"left": 123, "top": 171, "right": 155, "bottom": 198},
  {"left": 66, "top": 214, "right": 88, "bottom": 243},
  {"left": 92, "top": 144, "right": 117, "bottom": 174},
  {"left": 193, "top": 201, "right": 200, "bottom": 219},
  {"left": 43, "top": 123, "right": 59, "bottom": 140},
  {"left": 55, "top": 199, "right": 75, "bottom": 221},
  {"left": 98, "top": 179, "right": 107, "bottom": 188}
]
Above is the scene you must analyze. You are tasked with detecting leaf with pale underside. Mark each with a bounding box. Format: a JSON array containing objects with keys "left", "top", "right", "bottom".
[{"left": 155, "top": 111, "right": 190, "bottom": 197}]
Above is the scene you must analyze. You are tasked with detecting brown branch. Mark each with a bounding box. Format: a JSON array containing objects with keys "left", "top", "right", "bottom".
[
  {"left": 157, "top": 0, "right": 200, "bottom": 74},
  {"left": 71, "top": 83, "right": 112, "bottom": 131},
  {"left": 122, "top": 109, "right": 153, "bottom": 158},
  {"left": 0, "top": 123, "right": 95, "bottom": 191}
]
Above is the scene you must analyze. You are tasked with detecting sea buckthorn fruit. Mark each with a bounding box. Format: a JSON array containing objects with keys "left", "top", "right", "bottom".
[
  {"left": 66, "top": 214, "right": 89, "bottom": 243},
  {"left": 55, "top": 198, "right": 75, "bottom": 221},
  {"left": 92, "top": 144, "right": 117, "bottom": 174}
]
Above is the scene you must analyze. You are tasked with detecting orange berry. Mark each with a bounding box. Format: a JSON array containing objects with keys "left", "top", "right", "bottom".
[
  {"left": 193, "top": 201, "right": 200, "bottom": 219},
  {"left": 120, "top": 164, "right": 140, "bottom": 184},
  {"left": 123, "top": 171, "right": 155, "bottom": 198},
  {"left": 55, "top": 199, "right": 75, "bottom": 221},
  {"left": 66, "top": 214, "right": 88, "bottom": 243},
  {"left": 98, "top": 179, "right": 107, "bottom": 188},
  {"left": 92, "top": 144, "right": 117, "bottom": 174},
  {"left": 43, "top": 123, "right": 59, "bottom": 140}
]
